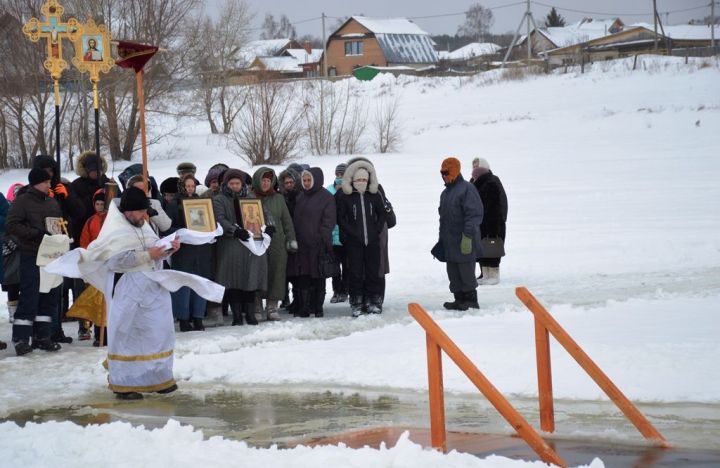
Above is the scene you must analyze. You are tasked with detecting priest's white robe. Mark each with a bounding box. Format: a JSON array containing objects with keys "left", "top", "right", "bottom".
[{"left": 46, "top": 201, "right": 224, "bottom": 394}]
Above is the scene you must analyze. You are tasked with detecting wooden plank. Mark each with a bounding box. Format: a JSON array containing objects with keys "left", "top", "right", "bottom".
[
  {"left": 426, "top": 334, "right": 447, "bottom": 452},
  {"left": 408, "top": 303, "right": 566, "bottom": 467},
  {"left": 535, "top": 318, "right": 555, "bottom": 433},
  {"left": 516, "top": 287, "right": 669, "bottom": 448}
]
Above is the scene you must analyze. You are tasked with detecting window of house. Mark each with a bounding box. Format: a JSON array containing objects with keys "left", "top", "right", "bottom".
[{"left": 344, "top": 41, "right": 363, "bottom": 56}]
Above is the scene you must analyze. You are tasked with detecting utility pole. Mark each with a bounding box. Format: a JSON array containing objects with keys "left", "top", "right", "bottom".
[
  {"left": 653, "top": 0, "right": 658, "bottom": 52},
  {"left": 501, "top": 0, "right": 539, "bottom": 68},
  {"left": 712, "top": 0, "right": 716, "bottom": 49},
  {"left": 322, "top": 12, "right": 328, "bottom": 77}
]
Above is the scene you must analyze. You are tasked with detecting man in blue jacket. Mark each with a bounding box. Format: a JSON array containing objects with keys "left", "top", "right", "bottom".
[{"left": 438, "top": 157, "right": 484, "bottom": 310}]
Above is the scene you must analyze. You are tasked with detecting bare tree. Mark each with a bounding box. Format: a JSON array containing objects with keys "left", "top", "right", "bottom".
[
  {"left": 260, "top": 13, "right": 296, "bottom": 39},
  {"left": 457, "top": 3, "right": 495, "bottom": 42},
  {"left": 184, "top": 0, "right": 253, "bottom": 134},
  {"left": 374, "top": 93, "right": 401, "bottom": 153},
  {"left": 70, "top": 0, "right": 200, "bottom": 161},
  {"left": 303, "top": 80, "right": 367, "bottom": 155},
  {"left": 229, "top": 79, "right": 305, "bottom": 165}
]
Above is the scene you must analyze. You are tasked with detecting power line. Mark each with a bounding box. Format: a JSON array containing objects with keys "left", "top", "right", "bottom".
[
  {"left": 532, "top": 1, "right": 710, "bottom": 18},
  {"left": 408, "top": 2, "right": 526, "bottom": 20}
]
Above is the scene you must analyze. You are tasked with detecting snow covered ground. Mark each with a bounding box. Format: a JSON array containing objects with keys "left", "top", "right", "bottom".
[{"left": 1, "top": 56, "right": 719, "bottom": 467}]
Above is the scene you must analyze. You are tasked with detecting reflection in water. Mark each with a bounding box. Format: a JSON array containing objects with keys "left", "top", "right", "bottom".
[{"left": 3, "top": 386, "right": 720, "bottom": 458}]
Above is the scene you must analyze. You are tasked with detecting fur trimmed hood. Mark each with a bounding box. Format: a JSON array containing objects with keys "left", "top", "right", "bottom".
[
  {"left": 341, "top": 160, "right": 378, "bottom": 195},
  {"left": 75, "top": 151, "right": 108, "bottom": 178}
]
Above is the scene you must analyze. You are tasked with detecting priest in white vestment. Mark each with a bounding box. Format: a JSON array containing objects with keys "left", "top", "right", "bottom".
[{"left": 47, "top": 187, "right": 224, "bottom": 400}]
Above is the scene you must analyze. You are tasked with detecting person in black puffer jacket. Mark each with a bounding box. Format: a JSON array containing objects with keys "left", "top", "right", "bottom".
[
  {"left": 335, "top": 160, "right": 386, "bottom": 316},
  {"left": 471, "top": 158, "right": 508, "bottom": 285}
]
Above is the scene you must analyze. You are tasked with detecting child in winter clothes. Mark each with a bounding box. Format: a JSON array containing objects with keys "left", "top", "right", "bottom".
[{"left": 77, "top": 189, "right": 106, "bottom": 343}]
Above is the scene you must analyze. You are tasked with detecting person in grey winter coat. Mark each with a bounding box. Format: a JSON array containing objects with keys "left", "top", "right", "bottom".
[
  {"left": 471, "top": 158, "right": 508, "bottom": 285},
  {"left": 251, "top": 167, "right": 297, "bottom": 321},
  {"left": 213, "top": 169, "right": 274, "bottom": 326},
  {"left": 288, "top": 168, "right": 335, "bottom": 318},
  {"left": 437, "top": 157, "right": 484, "bottom": 311},
  {"left": 336, "top": 160, "right": 386, "bottom": 316}
]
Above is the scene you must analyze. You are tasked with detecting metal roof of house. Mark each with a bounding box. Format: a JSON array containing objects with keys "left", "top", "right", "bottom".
[
  {"left": 237, "top": 39, "right": 293, "bottom": 66},
  {"left": 284, "top": 48, "right": 323, "bottom": 64},
  {"left": 339, "top": 16, "right": 438, "bottom": 64}
]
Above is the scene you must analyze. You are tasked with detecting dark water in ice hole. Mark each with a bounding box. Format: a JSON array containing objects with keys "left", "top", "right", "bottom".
[{"left": 3, "top": 385, "right": 720, "bottom": 465}]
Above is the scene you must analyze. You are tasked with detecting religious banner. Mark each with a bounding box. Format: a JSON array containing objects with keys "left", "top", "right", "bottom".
[{"left": 71, "top": 18, "right": 115, "bottom": 83}]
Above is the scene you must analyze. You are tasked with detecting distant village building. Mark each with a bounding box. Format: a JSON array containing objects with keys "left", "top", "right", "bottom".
[
  {"left": 511, "top": 18, "right": 625, "bottom": 59},
  {"left": 546, "top": 24, "right": 720, "bottom": 65},
  {"left": 324, "top": 16, "right": 439, "bottom": 76},
  {"left": 438, "top": 42, "right": 501, "bottom": 67}
]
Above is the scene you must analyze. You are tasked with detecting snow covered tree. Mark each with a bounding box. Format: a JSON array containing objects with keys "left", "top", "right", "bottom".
[
  {"left": 457, "top": 3, "right": 494, "bottom": 42},
  {"left": 545, "top": 7, "right": 566, "bottom": 27}
]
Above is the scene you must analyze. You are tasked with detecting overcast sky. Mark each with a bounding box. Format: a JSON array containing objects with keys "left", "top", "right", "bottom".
[{"left": 229, "top": 0, "right": 714, "bottom": 38}]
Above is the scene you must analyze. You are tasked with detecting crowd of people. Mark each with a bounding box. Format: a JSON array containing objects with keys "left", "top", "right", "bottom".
[
  {"left": 0, "top": 154, "right": 410, "bottom": 356},
  {"left": 0, "top": 153, "right": 508, "bottom": 359}
]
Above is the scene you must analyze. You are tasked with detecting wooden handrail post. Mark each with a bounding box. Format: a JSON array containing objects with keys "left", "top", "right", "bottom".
[
  {"left": 516, "top": 287, "right": 669, "bottom": 448},
  {"left": 426, "top": 334, "right": 447, "bottom": 452},
  {"left": 409, "top": 303, "right": 566, "bottom": 467},
  {"left": 535, "top": 317, "right": 555, "bottom": 432}
]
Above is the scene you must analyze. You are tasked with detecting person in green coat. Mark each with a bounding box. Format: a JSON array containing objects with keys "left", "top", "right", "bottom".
[{"left": 252, "top": 167, "right": 297, "bottom": 320}]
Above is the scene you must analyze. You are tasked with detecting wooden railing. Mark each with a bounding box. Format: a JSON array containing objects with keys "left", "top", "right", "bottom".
[
  {"left": 408, "top": 302, "right": 566, "bottom": 467},
  {"left": 409, "top": 290, "right": 669, "bottom": 467},
  {"left": 515, "top": 287, "right": 669, "bottom": 448}
]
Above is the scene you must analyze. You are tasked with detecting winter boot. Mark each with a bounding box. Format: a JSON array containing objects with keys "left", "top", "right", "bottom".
[
  {"left": 479, "top": 267, "right": 499, "bottom": 285},
  {"left": 253, "top": 296, "right": 264, "bottom": 323},
  {"left": 350, "top": 296, "right": 365, "bottom": 318},
  {"left": 33, "top": 337, "right": 62, "bottom": 352},
  {"left": 243, "top": 303, "right": 258, "bottom": 325},
  {"left": 266, "top": 301, "right": 281, "bottom": 321},
  {"left": 178, "top": 320, "right": 193, "bottom": 332},
  {"left": 313, "top": 287, "right": 326, "bottom": 317},
  {"left": 231, "top": 303, "right": 244, "bottom": 326},
  {"left": 52, "top": 328, "right": 73, "bottom": 344},
  {"left": 192, "top": 318, "right": 205, "bottom": 331},
  {"left": 337, "top": 293, "right": 348, "bottom": 303},
  {"left": 443, "top": 292, "right": 469, "bottom": 311},
  {"left": 464, "top": 290, "right": 480, "bottom": 309},
  {"left": 0, "top": 340, "right": 6, "bottom": 350},
  {"left": 115, "top": 391, "right": 143, "bottom": 400},
  {"left": 477, "top": 265, "right": 488, "bottom": 281},
  {"left": 14, "top": 341, "right": 33, "bottom": 356},
  {"left": 7, "top": 300, "right": 17, "bottom": 323},
  {"left": 206, "top": 304, "right": 223, "bottom": 327},
  {"left": 296, "top": 289, "right": 311, "bottom": 318},
  {"left": 330, "top": 292, "right": 341, "bottom": 303},
  {"left": 366, "top": 295, "right": 383, "bottom": 314}
]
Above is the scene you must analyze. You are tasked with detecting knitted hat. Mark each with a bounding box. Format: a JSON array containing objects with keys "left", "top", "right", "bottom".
[
  {"left": 335, "top": 163, "right": 348, "bottom": 176},
  {"left": 28, "top": 168, "right": 52, "bottom": 186},
  {"left": 204, "top": 166, "right": 224, "bottom": 187},
  {"left": 441, "top": 157, "right": 461, "bottom": 183},
  {"left": 83, "top": 155, "right": 101, "bottom": 173},
  {"left": 223, "top": 168, "right": 246, "bottom": 185},
  {"left": 92, "top": 189, "right": 106, "bottom": 205},
  {"left": 160, "top": 177, "right": 180, "bottom": 194},
  {"left": 119, "top": 186, "right": 149, "bottom": 212},
  {"left": 176, "top": 162, "right": 197, "bottom": 176}
]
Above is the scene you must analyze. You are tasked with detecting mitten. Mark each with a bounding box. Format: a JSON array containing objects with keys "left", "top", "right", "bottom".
[
  {"left": 264, "top": 225, "right": 276, "bottom": 238},
  {"left": 460, "top": 234, "right": 472, "bottom": 255},
  {"left": 234, "top": 228, "right": 250, "bottom": 241}
]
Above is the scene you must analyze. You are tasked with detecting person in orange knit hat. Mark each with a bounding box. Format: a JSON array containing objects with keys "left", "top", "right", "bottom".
[{"left": 436, "top": 157, "right": 484, "bottom": 310}]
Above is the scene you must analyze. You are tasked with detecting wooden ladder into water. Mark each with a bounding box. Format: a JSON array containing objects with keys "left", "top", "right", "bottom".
[{"left": 408, "top": 286, "right": 669, "bottom": 467}]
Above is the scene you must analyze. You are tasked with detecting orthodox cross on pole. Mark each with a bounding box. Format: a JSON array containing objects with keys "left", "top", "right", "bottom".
[
  {"left": 71, "top": 18, "right": 115, "bottom": 177},
  {"left": 22, "top": 0, "right": 80, "bottom": 177}
]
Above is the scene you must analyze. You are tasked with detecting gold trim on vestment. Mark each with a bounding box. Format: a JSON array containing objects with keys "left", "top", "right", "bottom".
[
  {"left": 108, "top": 378, "right": 177, "bottom": 393},
  {"left": 107, "top": 349, "right": 173, "bottom": 362}
]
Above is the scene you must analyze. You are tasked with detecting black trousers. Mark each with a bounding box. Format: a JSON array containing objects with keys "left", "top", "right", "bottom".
[
  {"left": 345, "top": 239, "right": 383, "bottom": 298},
  {"left": 478, "top": 257, "right": 501, "bottom": 268},
  {"left": 331, "top": 245, "right": 349, "bottom": 294},
  {"left": 12, "top": 253, "right": 60, "bottom": 343},
  {"left": 446, "top": 262, "right": 477, "bottom": 293}
]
